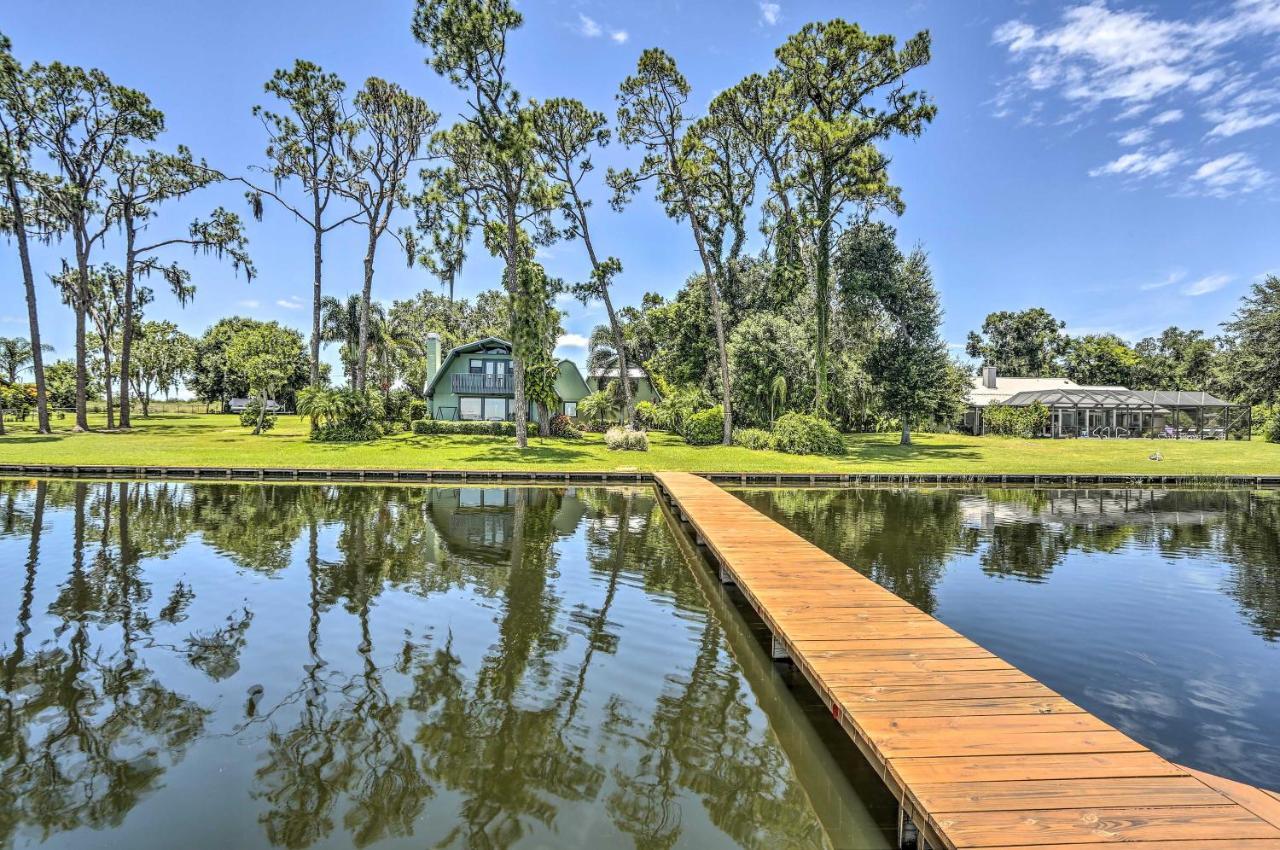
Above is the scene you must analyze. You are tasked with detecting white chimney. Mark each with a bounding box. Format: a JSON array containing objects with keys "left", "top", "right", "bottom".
[{"left": 982, "top": 365, "right": 998, "bottom": 389}]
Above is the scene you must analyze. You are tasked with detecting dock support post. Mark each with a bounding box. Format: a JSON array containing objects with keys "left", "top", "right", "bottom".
[
  {"left": 718, "top": 561, "right": 735, "bottom": 586},
  {"left": 770, "top": 633, "right": 789, "bottom": 662},
  {"left": 898, "top": 808, "right": 921, "bottom": 849}
]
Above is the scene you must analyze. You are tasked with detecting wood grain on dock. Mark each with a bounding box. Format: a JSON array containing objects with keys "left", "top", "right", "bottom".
[{"left": 654, "top": 471, "right": 1280, "bottom": 850}]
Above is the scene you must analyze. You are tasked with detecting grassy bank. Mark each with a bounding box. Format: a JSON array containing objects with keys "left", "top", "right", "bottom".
[{"left": 2, "top": 413, "right": 1278, "bottom": 475}]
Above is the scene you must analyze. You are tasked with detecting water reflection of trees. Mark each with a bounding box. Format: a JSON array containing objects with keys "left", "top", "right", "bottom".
[
  {"left": 1, "top": 481, "right": 208, "bottom": 847},
  {"left": 1, "top": 479, "right": 846, "bottom": 849},
  {"left": 739, "top": 486, "right": 1280, "bottom": 642}
]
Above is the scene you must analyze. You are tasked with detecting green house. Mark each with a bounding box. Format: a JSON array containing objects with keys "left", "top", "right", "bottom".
[{"left": 424, "top": 334, "right": 590, "bottom": 422}]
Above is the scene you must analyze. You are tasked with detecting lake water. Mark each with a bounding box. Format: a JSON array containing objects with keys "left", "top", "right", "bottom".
[
  {"left": 0, "top": 479, "right": 891, "bottom": 850},
  {"left": 734, "top": 486, "right": 1280, "bottom": 789}
]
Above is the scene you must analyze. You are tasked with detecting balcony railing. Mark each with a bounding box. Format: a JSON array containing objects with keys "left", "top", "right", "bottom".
[{"left": 451, "top": 373, "right": 514, "bottom": 395}]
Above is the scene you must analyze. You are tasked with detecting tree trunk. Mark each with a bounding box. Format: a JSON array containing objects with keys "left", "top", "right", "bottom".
[
  {"left": 536, "top": 401, "right": 551, "bottom": 436},
  {"left": 119, "top": 221, "right": 136, "bottom": 429},
  {"left": 73, "top": 230, "right": 90, "bottom": 431},
  {"left": 6, "top": 175, "right": 50, "bottom": 433},
  {"left": 0, "top": 403, "right": 5, "bottom": 436},
  {"left": 814, "top": 184, "right": 832, "bottom": 415},
  {"left": 310, "top": 201, "right": 323, "bottom": 386},
  {"left": 674, "top": 176, "right": 733, "bottom": 445},
  {"left": 355, "top": 228, "right": 377, "bottom": 393},
  {"left": 255, "top": 390, "right": 267, "bottom": 435},
  {"left": 102, "top": 339, "right": 114, "bottom": 430},
  {"left": 900, "top": 418, "right": 912, "bottom": 446},
  {"left": 505, "top": 213, "right": 528, "bottom": 448}
]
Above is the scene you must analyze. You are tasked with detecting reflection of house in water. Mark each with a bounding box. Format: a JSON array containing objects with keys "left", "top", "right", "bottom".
[
  {"left": 958, "top": 489, "right": 1235, "bottom": 534},
  {"left": 428, "top": 487, "right": 589, "bottom": 564}
]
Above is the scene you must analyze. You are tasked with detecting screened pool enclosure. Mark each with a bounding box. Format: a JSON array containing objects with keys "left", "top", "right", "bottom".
[{"left": 979, "top": 388, "right": 1252, "bottom": 439}]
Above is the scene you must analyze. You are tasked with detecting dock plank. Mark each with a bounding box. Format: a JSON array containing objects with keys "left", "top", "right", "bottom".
[{"left": 654, "top": 472, "right": 1279, "bottom": 850}]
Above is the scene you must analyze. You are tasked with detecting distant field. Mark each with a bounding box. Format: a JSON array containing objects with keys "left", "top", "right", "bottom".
[{"left": 2, "top": 413, "right": 1277, "bottom": 475}]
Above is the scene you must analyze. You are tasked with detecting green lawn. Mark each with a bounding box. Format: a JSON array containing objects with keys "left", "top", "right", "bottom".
[{"left": 2, "top": 412, "right": 1277, "bottom": 474}]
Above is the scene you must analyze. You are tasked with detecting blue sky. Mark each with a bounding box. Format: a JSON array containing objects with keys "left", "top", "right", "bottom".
[{"left": 3, "top": 0, "right": 1277, "bottom": 375}]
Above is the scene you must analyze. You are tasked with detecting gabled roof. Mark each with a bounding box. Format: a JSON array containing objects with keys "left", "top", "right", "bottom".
[{"left": 425, "top": 337, "right": 513, "bottom": 397}]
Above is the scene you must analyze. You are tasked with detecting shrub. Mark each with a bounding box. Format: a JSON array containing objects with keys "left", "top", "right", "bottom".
[
  {"left": 683, "top": 405, "right": 724, "bottom": 445},
  {"left": 312, "top": 422, "right": 381, "bottom": 442},
  {"left": 578, "top": 390, "right": 613, "bottom": 430},
  {"left": 634, "top": 400, "right": 660, "bottom": 429},
  {"left": 1265, "top": 411, "right": 1280, "bottom": 444},
  {"left": 407, "top": 399, "right": 429, "bottom": 423},
  {"left": 548, "top": 413, "right": 583, "bottom": 439},
  {"left": 240, "top": 400, "right": 277, "bottom": 433},
  {"left": 411, "top": 419, "right": 517, "bottom": 436},
  {"left": 605, "top": 426, "right": 649, "bottom": 451},
  {"left": 982, "top": 402, "right": 1050, "bottom": 438},
  {"left": 732, "top": 427, "right": 774, "bottom": 451},
  {"left": 384, "top": 388, "right": 415, "bottom": 428},
  {"left": 770, "top": 412, "right": 845, "bottom": 455}
]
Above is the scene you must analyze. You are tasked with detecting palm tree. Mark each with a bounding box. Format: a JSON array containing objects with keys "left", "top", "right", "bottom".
[
  {"left": 320, "top": 295, "right": 385, "bottom": 387},
  {"left": 0, "top": 336, "right": 52, "bottom": 383}
]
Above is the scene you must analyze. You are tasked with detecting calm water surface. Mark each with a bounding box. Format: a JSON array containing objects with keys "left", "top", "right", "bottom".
[
  {"left": 735, "top": 486, "right": 1280, "bottom": 788},
  {"left": 0, "top": 479, "right": 891, "bottom": 850}
]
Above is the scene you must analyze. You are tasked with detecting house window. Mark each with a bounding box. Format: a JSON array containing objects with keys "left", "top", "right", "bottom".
[
  {"left": 563, "top": 402, "right": 577, "bottom": 418},
  {"left": 469, "top": 359, "right": 484, "bottom": 374},
  {"left": 459, "top": 397, "right": 482, "bottom": 420},
  {"left": 483, "top": 398, "right": 507, "bottom": 421}
]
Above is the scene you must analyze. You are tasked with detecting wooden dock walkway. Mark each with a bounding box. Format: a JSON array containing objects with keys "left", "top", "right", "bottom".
[{"left": 654, "top": 472, "right": 1280, "bottom": 850}]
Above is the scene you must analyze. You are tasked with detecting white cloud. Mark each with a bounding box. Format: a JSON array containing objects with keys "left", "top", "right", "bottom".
[
  {"left": 1088, "top": 147, "right": 1182, "bottom": 178},
  {"left": 759, "top": 1, "right": 781, "bottom": 26},
  {"left": 994, "top": 2, "right": 1280, "bottom": 192},
  {"left": 1118, "top": 127, "right": 1151, "bottom": 145},
  {"left": 1182, "top": 273, "right": 1233, "bottom": 296},
  {"left": 238, "top": 299, "right": 261, "bottom": 309},
  {"left": 611, "top": 30, "right": 629, "bottom": 44},
  {"left": 0, "top": 315, "right": 22, "bottom": 324},
  {"left": 276, "top": 296, "right": 304, "bottom": 310},
  {"left": 1140, "top": 270, "right": 1186, "bottom": 291},
  {"left": 1205, "top": 107, "right": 1280, "bottom": 138},
  {"left": 577, "top": 14, "right": 602, "bottom": 38},
  {"left": 556, "top": 333, "right": 590, "bottom": 349},
  {"left": 1191, "top": 152, "right": 1271, "bottom": 195}
]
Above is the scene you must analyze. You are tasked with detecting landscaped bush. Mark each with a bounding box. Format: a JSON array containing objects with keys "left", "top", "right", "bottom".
[
  {"left": 634, "top": 400, "right": 660, "bottom": 430},
  {"left": 407, "top": 399, "right": 428, "bottom": 423},
  {"left": 548, "top": 413, "right": 583, "bottom": 439},
  {"left": 1265, "top": 411, "right": 1280, "bottom": 444},
  {"left": 578, "top": 390, "right": 613, "bottom": 431},
  {"left": 411, "top": 418, "right": 517, "bottom": 437},
  {"left": 384, "top": 388, "right": 415, "bottom": 429},
  {"left": 982, "top": 402, "right": 1051, "bottom": 438},
  {"left": 604, "top": 426, "right": 649, "bottom": 451},
  {"left": 240, "top": 399, "right": 277, "bottom": 433},
  {"left": 732, "top": 427, "right": 774, "bottom": 451},
  {"left": 683, "top": 405, "right": 724, "bottom": 446},
  {"left": 770, "top": 412, "right": 845, "bottom": 455}
]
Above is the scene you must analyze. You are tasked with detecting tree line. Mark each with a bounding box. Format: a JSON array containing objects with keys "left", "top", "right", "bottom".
[{"left": 5, "top": 2, "right": 1277, "bottom": 448}]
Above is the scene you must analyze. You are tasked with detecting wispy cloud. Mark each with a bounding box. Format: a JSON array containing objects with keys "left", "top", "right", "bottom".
[
  {"left": 577, "top": 14, "right": 602, "bottom": 38},
  {"left": 574, "top": 13, "right": 627, "bottom": 44},
  {"left": 759, "top": 1, "right": 781, "bottom": 26},
  {"left": 237, "top": 299, "right": 261, "bottom": 309},
  {"left": 1118, "top": 127, "right": 1152, "bottom": 145},
  {"left": 1191, "top": 152, "right": 1270, "bottom": 195},
  {"left": 1088, "top": 147, "right": 1182, "bottom": 178},
  {"left": 994, "top": 2, "right": 1280, "bottom": 192},
  {"left": 1182, "top": 273, "right": 1233, "bottom": 296},
  {"left": 276, "top": 296, "right": 304, "bottom": 310},
  {"left": 1140, "top": 270, "right": 1186, "bottom": 291}
]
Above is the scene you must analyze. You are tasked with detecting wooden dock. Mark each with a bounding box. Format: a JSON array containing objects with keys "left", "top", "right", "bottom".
[{"left": 654, "top": 472, "right": 1280, "bottom": 850}]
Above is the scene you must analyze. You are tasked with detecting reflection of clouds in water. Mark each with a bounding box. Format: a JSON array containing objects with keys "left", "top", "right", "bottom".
[
  {"left": 1087, "top": 687, "right": 1182, "bottom": 721},
  {"left": 1184, "top": 668, "right": 1260, "bottom": 720},
  {"left": 1189, "top": 725, "right": 1280, "bottom": 788}
]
